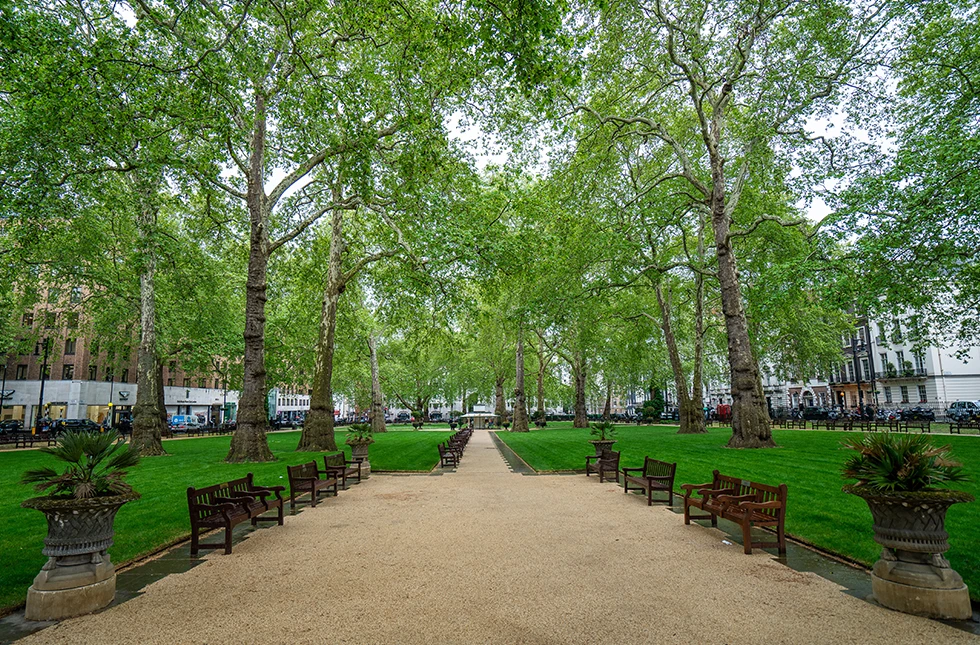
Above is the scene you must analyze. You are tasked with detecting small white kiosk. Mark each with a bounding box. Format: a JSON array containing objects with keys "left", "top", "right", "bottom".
[{"left": 459, "top": 412, "right": 500, "bottom": 430}]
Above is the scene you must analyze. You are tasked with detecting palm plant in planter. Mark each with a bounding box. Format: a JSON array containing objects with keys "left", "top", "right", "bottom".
[
  {"left": 345, "top": 423, "right": 375, "bottom": 477},
  {"left": 588, "top": 421, "right": 616, "bottom": 456},
  {"left": 842, "top": 433, "right": 973, "bottom": 619},
  {"left": 21, "top": 430, "right": 140, "bottom": 621}
]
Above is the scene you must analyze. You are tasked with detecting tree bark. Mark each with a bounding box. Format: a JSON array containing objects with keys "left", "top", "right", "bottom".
[
  {"left": 494, "top": 376, "right": 506, "bottom": 422},
  {"left": 572, "top": 352, "right": 588, "bottom": 428},
  {"left": 536, "top": 336, "right": 547, "bottom": 421},
  {"left": 602, "top": 379, "right": 612, "bottom": 421},
  {"left": 691, "top": 212, "right": 707, "bottom": 430},
  {"left": 299, "top": 204, "right": 344, "bottom": 452},
  {"left": 368, "top": 334, "right": 386, "bottom": 433},
  {"left": 227, "top": 91, "right": 275, "bottom": 462},
  {"left": 708, "top": 131, "right": 773, "bottom": 447},
  {"left": 655, "top": 284, "right": 706, "bottom": 435},
  {"left": 512, "top": 326, "right": 529, "bottom": 432},
  {"left": 130, "top": 176, "right": 166, "bottom": 456}
]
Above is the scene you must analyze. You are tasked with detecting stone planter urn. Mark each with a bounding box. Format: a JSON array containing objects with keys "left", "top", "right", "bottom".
[
  {"left": 588, "top": 439, "right": 616, "bottom": 457},
  {"left": 347, "top": 441, "right": 373, "bottom": 477},
  {"left": 22, "top": 491, "right": 140, "bottom": 621},
  {"left": 845, "top": 486, "right": 973, "bottom": 619}
]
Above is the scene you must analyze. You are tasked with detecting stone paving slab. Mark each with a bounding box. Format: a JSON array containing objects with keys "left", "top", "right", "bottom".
[{"left": 16, "top": 430, "right": 979, "bottom": 644}]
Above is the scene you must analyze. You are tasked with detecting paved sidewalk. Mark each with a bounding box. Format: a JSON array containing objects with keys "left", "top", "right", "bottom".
[{"left": 20, "top": 431, "right": 978, "bottom": 644}]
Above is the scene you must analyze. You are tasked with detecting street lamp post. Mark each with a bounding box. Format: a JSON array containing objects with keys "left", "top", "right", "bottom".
[
  {"left": 107, "top": 374, "right": 115, "bottom": 430},
  {"left": 35, "top": 338, "right": 50, "bottom": 434}
]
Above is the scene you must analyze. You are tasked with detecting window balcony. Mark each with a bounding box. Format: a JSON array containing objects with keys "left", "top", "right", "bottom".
[{"left": 875, "top": 368, "right": 928, "bottom": 380}]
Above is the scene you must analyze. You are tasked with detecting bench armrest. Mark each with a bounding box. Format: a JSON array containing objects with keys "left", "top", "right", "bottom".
[
  {"left": 715, "top": 494, "right": 757, "bottom": 505},
  {"left": 680, "top": 481, "right": 715, "bottom": 492},
  {"left": 253, "top": 484, "right": 285, "bottom": 493},
  {"left": 738, "top": 500, "right": 783, "bottom": 511},
  {"left": 621, "top": 467, "right": 644, "bottom": 474}
]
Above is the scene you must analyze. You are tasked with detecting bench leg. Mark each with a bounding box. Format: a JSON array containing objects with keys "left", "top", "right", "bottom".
[
  {"left": 190, "top": 527, "right": 200, "bottom": 556},
  {"left": 742, "top": 518, "right": 753, "bottom": 555},
  {"left": 224, "top": 523, "right": 233, "bottom": 555},
  {"left": 311, "top": 489, "right": 319, "bottom": 507},
  {"left": 667, "top": 489, "right": 673, "bottom": 507},
  {"left": 683, "top": 501, "right": 690, "bottom": 525},
  {"left": 647, "top": 487, "right": 652, "bottom": 506},
  {"left": 277, "top": 503, "right": 284, "bottom": 526}
]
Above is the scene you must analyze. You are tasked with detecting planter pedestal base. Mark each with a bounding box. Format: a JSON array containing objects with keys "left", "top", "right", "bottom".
[
  {"left": 26, "top": 576, "right": 115, "bottom": 621},
  {"left": 356, "top": 459, "right": 371, "bottom": 478},
  {"left": 871, "top": 554, "right": 972, "bottom": 620}
]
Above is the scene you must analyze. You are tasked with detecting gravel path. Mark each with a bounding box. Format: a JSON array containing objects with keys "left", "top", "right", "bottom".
[{"left": 22, "top": 431, "right": 977, "bottom": 644}]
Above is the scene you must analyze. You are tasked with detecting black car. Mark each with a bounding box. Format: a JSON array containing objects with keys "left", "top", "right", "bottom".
[
  {"left": 50, "top": 418, "right": 102, "bottom": 434},
  {"left": 0, "top": 419, "right": 23, "bottom": 434}
]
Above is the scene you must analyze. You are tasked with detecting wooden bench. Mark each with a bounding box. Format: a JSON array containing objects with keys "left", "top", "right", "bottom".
[
  {"left": 904, "top": 419, "right": 931, "bottom": 433},
  {"left": 438, "top": 443, "right": 459, "bottom": 468},
  {"left": 227, "top": 473, "right": 285, "bottom": 524},
  {"left": 682, "top": 470, "right": 787, "bottom": 555},
  {"left": 187, "top": 473, "right": 283, "bottom": 555},
  {"left": 286, "top": 461, "right": 338, "bottom": 510},
  {"left": 323, "top": 452, "right": 362, "bottom": 488},
  {"left": 621, "top": 456, "right": 677, "bottom": 505},
  {"left": 951, "top": 421, "right": 980, "bottom": 435},
  {"left": 585, "top": 449, "right": 620, "bottom": 483}
]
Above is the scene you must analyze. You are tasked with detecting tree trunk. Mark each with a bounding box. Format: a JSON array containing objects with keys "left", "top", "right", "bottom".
[
  {"left": 299, "top": 205, "right": 343, "bottom": 452},
  {"left": 602, "top": 379, "right": 612, "bottom": 421},
  {"left": 130, "top": 177, "right": 166, "bottom": 456},
  {"left": 536, "top": 336, "right": 547, "bottom": 421},
  {"left": 494, "top": 375, "right": 506, "bottom": 422},
  {"left": 573, "top": 353, "right": 588, "bottom": 428},
  {"left": 368, "top": 334, "right": 386, "bottom": 433},
  {"left": 227, "top": 91, "right": 275, "bottom": 462},
  {"left": 655, "top": 284, "right": 706, "bottom": 435},
  {"left": 691, "top": 212, "right": 707, "bottom": 429},
  {"left": 709, "top": 141, "right": 773, "bottom": 447},
  {"left": 512, "top": 327, "right": 529, "bottom": 432}
]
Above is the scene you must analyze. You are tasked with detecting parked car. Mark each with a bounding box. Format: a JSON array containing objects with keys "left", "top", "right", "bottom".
[
  {"left": 429, "top": 411, "right": 444, "bottom": 422},
  {"left": 0, "top": 419, "right": 23, "bottom": 434},
  {"left": 394, "top": 412, "right": 411, "bottom": 423},
  {"left": 49, "top": 418, "right": 101, "bottom": 434},
  {"left": 946, "top": 400, "right": 980, "bottom": 422}
]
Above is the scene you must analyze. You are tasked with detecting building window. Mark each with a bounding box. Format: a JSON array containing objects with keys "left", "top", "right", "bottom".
[
  {"left": 842, "top": 333, "right": 851, "bottom": 347},
  {"left": 918, "top": 385, "right": 927, "bottom": 402},
  {"left": 70, "top": 287, "right": 83, "bottom": 303},
  {"left": 22, "top": 312, "right": 34, "bottom": 326},
  {"left": 900, "top": 386, "right": 909, "bottom": 403},
  {"left": 876, "top": 323, "right": 886, "bottom": 344},
  {"left": 198, "top": 379, "right": 206, "bottom": 388},
  {"left": 65, "top": 338, "right": 77, "bottom": 355},
  {"left": 858, "top": 327, "right": 866, "bottom": 346},
  {"left": 44, "top": 312, "right": 56, "bottom": 329},
  {"left": 62, "top": 364, "right": 74, "bottom": 380},
  {"left": 846, "top": 363, "right": 854, "bottom": 382},
  {"left": 861, "top": 358, "right": 870, "bottom": 381},
  {"left": 47, "top": 288, "right": 61, "bottom": 303},
  {"left": 896, "top": 351, "right": 905, "bottom": 372},
  {"left": 167, "top": 378, "right": 174, "bottom": 387},
  {"left": 105, "top": 369, "right": 114, "bottom": 382},
  {"left": 913, "top": 352, "right": 926, "bottom": 373},
  {"left": 88, "top": 365, "right": 97, "bottom": 380},
  {"left": 893, "top": 320, "right": 903, "bottom": 342},
  {"left": 121, "top": 369, "right": 129, "bottom": 384},
  {"left": 169, "top": 360, "right": 177, "bottom": 372},
  {"left": 42, "top": 365, "right": 51, "bottom": 379},
  {"left": 183, "top": 378, "right": 191, "bottom": 388},
  {"left": 90, "top": 339, "right": 99, "bottom": 356},
  {"left": 884, "top": 387, "right": 892, "bottom": 403},
  {"left": 16, "top": 364, "right": 27, "bottom": 380},
  {"left": 67, "top": 312, "right": 79, "bottom": 328}
]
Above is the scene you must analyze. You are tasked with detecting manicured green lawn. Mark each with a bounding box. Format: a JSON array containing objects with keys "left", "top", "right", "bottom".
[
  {"left": 497, "top": 425, "right": 980, "bottom": 600},
  {"left": 0, "top": 428, "right": 450, "bottom": 613}
]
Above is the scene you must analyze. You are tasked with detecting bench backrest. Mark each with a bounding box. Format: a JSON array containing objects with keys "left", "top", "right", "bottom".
[
  {"left": 715, "top": 471, "right": 787, "bottom": 519},
  {"left": 642, "top": 457, "right": 676, "bottom": 479},
  {"left": 438, "top": 443, "right": 452, "bottom": 455},
  {"left": 324, "top": 452, "right": 346, "bottom": 468},
  {"left": 187, "top": 482, "right": 232, "bottom": 521},
  {"left": 226, "top": 473, "right": 255, "bottom": 496},
  {"left": 599, "top": 449, "right": 620, "bottom": 469},
  {"left": 287, "top": 461, "right": 318, "bottom": 481}
]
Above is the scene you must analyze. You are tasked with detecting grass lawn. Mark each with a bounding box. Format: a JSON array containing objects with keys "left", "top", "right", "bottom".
[
  {"left": 0, "top": 428, "right": 451, "bottom": 613},
  {"left": 496, "top": 424, "right": 980, "bottom": 600}
]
